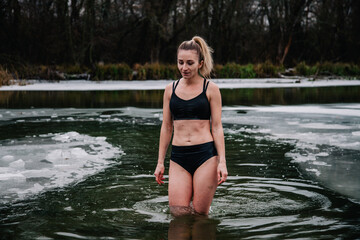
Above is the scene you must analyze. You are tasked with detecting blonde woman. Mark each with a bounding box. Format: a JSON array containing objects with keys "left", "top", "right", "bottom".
[{"left": 154, "top": 36, "right": 228, "bottom": 216}]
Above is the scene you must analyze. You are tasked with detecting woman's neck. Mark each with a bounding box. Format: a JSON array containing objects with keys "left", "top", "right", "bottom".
[{"left": 182, "top": 75, "right": 203, "bottom": 86}]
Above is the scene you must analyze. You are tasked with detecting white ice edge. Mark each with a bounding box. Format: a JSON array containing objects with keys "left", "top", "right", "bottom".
[
  {"left": 222, "top": 105, "right": 360, "bottom": 117},
  {"left": 1, "top": 78, "right": 360, "bottom": 91},
  {"left": 0, "top": 131, "right": 123, "bottom": 203}
]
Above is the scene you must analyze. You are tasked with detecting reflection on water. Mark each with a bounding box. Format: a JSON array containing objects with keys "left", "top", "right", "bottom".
[
  {"left": 1, "top": 86, "right": 360, "bottom": 108},
  {"left": 0, "top": 105, "right": 360, "bottom": 239},
  {"left": 169, "top": 215, "right": 218, "bottom": 240}
]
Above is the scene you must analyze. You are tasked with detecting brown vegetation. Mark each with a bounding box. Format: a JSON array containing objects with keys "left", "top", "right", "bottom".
[
  {"left": 0, "top": 66, "right": 13, "bottom": 87},
  {"left": 1, "top": 62, "right": 358, "bottom": 84}
]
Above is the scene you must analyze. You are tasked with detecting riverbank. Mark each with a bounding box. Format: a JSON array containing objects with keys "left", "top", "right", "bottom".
[
  {"left": 1, "top": 62, "right": 360, "bottom": 87},
  {"left": 1, "top": 78, "right": 360, "bottom": 91}
]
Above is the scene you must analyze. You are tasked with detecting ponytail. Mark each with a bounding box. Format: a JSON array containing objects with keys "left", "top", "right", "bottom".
[
  {"left": 192, "top": 36, "right": 213, "bottom": 79},
  {"left": 177, "top": 36, "right": 214, "bottom": 79}
]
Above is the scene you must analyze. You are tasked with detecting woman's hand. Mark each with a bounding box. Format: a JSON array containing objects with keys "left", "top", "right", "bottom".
[
  {"left": 217, "top": 161, "right": 228, "bottom": 185},
  {"left": 154, "top": 163, "right": 165, "bottom": 185}
]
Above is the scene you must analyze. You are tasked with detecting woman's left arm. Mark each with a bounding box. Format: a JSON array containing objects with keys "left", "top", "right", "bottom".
[{"left": 208, "top": 82, "right": 228, "bottom": 185}]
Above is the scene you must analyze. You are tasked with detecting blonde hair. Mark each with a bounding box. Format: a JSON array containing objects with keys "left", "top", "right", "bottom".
[{"left": 177, "top": 36, "right": 214, "bottom": 79}]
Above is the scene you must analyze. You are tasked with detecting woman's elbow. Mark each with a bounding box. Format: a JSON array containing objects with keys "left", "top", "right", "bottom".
[
  {"left": 211, "top": 121, "right": 223, "bottom": 131},
  {"left": 162, "top": 122, "right": 173, "bottom": 132}
]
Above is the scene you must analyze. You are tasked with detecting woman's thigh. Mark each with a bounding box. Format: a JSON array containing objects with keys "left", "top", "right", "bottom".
[
  {"left": 192, "top": 156, "right": 218, "bottom": 215},
  {"left": 168, "top": 160, "right": 193, "bottom": 207}
]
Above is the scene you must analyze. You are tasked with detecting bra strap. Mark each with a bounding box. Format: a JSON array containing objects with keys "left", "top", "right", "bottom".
[
  {"left": 204, "top": 79, "right": 210, "bottom": 92},
  {"left": 173, "top": 79, "right": 180, "bottom": 91}
]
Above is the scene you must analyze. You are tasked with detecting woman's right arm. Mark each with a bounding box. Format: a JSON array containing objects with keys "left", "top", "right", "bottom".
[{"left": 154, "top": 83, "right": 173, "bottom": 185}]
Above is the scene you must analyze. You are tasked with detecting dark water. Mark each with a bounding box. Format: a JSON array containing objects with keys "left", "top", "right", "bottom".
[
  {"left": 1, "top": 86, "right": 360, "bottom": 108},
  {"left": 0, "top": 105, "right": 359, "bottom": 239}
]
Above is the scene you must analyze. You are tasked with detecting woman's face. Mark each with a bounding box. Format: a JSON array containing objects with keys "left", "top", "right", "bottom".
[{"left": 177, "top": 50, "right": 203, "bottom": 80}]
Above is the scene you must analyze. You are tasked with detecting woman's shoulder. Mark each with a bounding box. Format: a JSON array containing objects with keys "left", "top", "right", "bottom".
[
  {"left": 166, "top": 79, "right": 182, "bottom": 91},
  {"left": 205, "top": 80, "right": 221, "bottom": 101},
  {"left": 165, "top": 82, "right": 173, "bottom": 89},
  {"left": 164, "top": 80, "right": 178, "bottom": 97},
  {"left": 206, "top": 80, "right": 220, "bottom": 92}
]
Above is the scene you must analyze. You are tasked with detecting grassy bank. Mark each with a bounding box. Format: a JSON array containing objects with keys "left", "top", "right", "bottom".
[
  {"left": 295, "top": 62, "right": 360, "bottom": 77},
  {"left": 0, "top": 66, "right": 14, "bottom": 87},
  {"left": 1, "top": 62, "right": 359, "bottom": 83}
]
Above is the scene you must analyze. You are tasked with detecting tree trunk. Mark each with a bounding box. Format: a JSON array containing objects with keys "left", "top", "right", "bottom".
[{"left": 280, "top": 35, "right": 292, "bottom": 65}]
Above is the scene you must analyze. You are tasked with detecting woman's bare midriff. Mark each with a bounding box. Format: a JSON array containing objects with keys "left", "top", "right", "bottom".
[{"left": 172, "top": 119, "right": 213, "bottom": 146}]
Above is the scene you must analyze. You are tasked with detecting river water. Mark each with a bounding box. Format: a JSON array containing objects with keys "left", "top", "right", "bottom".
[{"left": 0, "top": 100, "right": 360, "bottom": 238}]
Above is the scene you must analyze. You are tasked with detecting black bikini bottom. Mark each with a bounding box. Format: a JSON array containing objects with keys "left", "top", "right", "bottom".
[{"left": 171, "top": 141, "right": 218, "bottom": 175}]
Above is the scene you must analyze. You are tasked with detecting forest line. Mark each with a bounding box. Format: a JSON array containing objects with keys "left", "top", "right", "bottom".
[
  {"left": 1, "top": 61, "right": 360, "bottom": 87},
  {"left": 1, "top": 0, "right": 359, "bottom": 69}
]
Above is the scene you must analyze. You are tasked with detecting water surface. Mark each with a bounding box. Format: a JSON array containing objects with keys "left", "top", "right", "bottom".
[
  {"left": 0, "top": 104, "right": 359, "bottom": 239},
  {"left": 1, "top": 86, "right": 360, "bottom": 108}
]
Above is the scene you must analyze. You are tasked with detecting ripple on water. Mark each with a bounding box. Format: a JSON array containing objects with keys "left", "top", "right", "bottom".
[
  {"left": 129, "top": 174, "right": 331, "bottom": 230},
  {"left": 209, "top": 177, "right": 339, "bottom": 238},
  {"left": 133, "top": 196, "right": 171, "bottom": 223},
  {"left": 212, "top": 177, "right": 330, "bottom": 220}
]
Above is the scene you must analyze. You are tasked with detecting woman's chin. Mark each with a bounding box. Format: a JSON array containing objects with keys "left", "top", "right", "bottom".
[{"left": 182, "top": 74, "right": 193, "bottom": 79}]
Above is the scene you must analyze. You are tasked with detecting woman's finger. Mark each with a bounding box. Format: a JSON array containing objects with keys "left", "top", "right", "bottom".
[
  {"left": 218, "top": 170, "right": 228, "bottom": 185},
  {"left": 155, "top": 172, "right": 165, "bottom": 185},
  {"left": 217, "top": 169, "right": 221, "bottom": 183}
]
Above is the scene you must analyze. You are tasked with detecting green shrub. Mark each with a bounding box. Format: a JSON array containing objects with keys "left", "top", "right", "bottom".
[
  {"left": 317, "top": 62, "right": 335, "bottom": 75},
  {"left": 212, "top": 64, "right": 223, "bottom": 78},
  {"left": 2, "top": 61, "right": 359, "bottom": 82},
  {"left": 332, "top": 62, "right": 360, "bottom": 76},
  {"left": 134, "top": 63, "right": 179, "bottom": 80},
  {"left": 144, "top": 63, "right": 161, "bottom": 80},
  {"left": 295, "top": 62, "right": 317, "bottom": 76},
  {"left": 58, "top": 64, "right": 89, "bottom": 75},
  {"left": 313, "top": 62, "right": 360, "bottom": 77},
  {"left": 254, "top": 61, "right": 282, "bottom": 78},
  {"left": 345, "top": 63, "right": 360, "bottom": 76},
  {"left": 133, "top": 63, "right": 146, "bottom": 80},
  {"left": 93, "top": 63, "right": 133, "bottom": 80},
  {"left": 242, "top": 64, "right": 257, "bottom": 78},
  {"left": 215, "top": 63, "right": 257, "bottom": 78}
]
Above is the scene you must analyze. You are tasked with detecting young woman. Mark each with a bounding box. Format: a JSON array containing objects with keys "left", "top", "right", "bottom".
[{"left": 154, "top": 36, "right": 228, "bottom": 216}]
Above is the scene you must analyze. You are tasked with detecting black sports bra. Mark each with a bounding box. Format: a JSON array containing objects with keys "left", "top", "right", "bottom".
[{"left": 169, "top": 78, "right": 211, "bottom": 120}]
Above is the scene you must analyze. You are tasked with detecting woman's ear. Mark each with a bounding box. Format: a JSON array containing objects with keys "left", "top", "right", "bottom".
[{"left": 199, "top": 60, "right": 204, "bottom": 69}]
